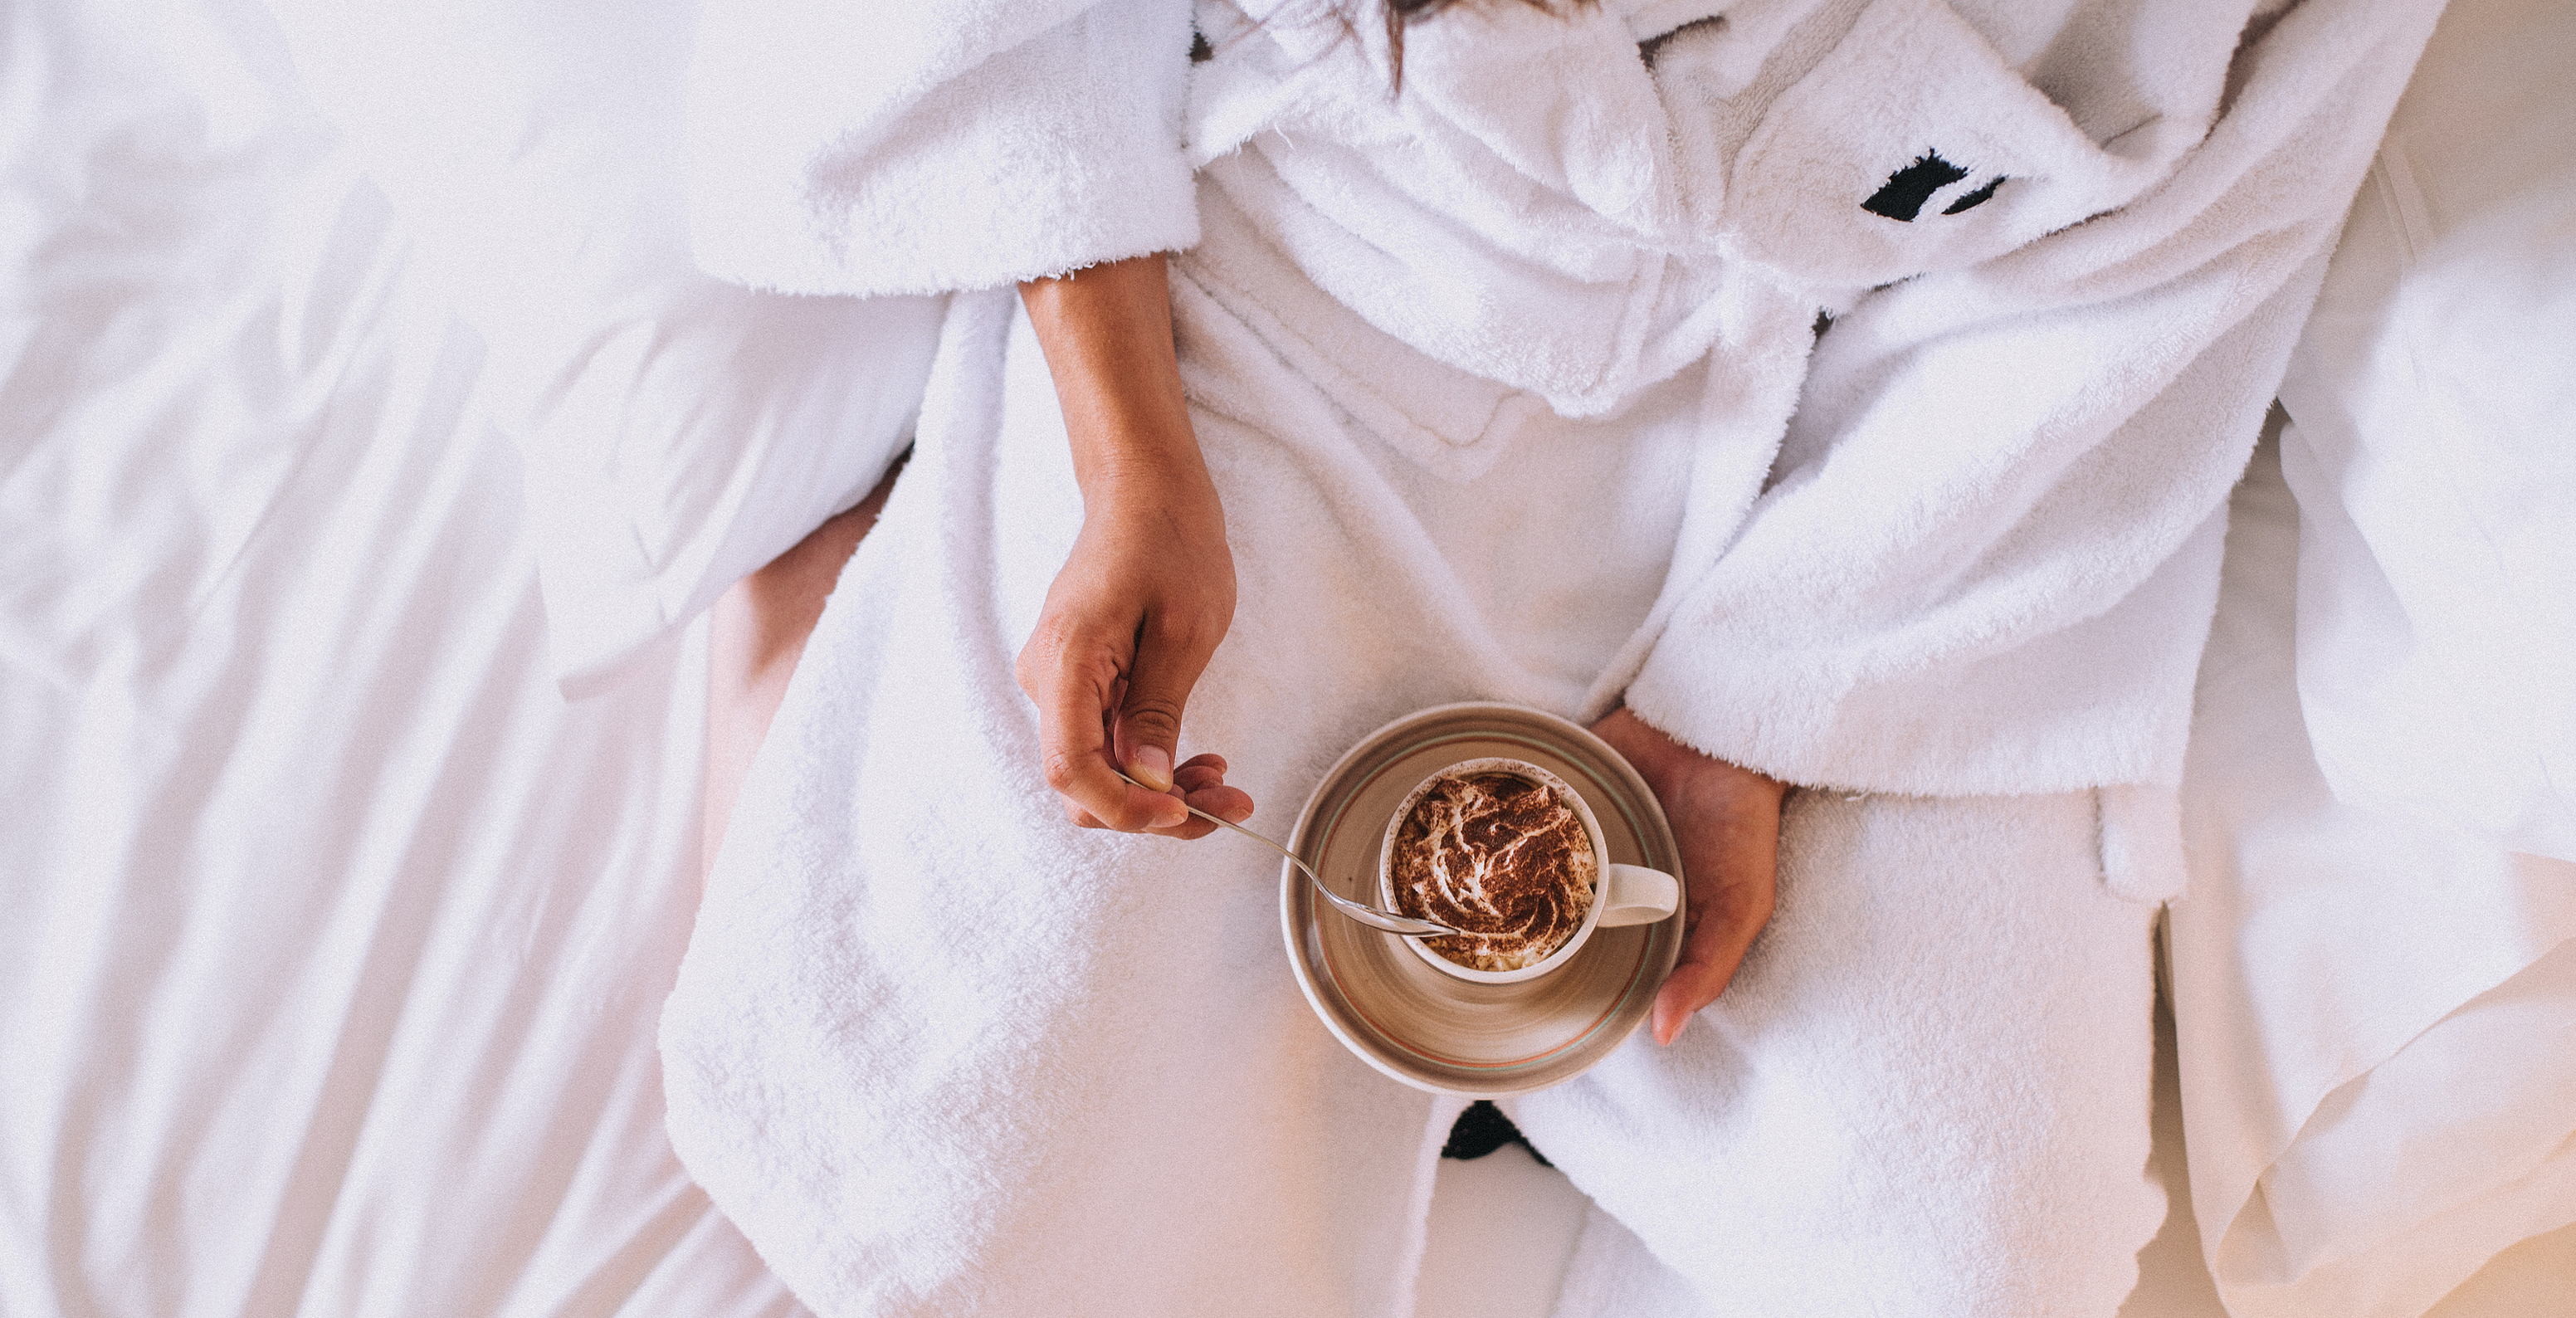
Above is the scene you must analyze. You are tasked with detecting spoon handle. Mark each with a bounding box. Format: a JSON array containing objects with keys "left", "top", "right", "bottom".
[
  {"left": 1110, "top": 769, "right": 1461, "bottom": 937},
  {"left": 1113, "top": 769, "right": 1315, "bottom": 877},
  {"left": 1188, "top": 802, "right": 1315, "bottom": 874}
]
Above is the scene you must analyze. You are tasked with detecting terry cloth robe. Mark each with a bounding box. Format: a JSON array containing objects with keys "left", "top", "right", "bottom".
[{"left": 661, "top": 1, "right": 2440, "bottom": 1315}]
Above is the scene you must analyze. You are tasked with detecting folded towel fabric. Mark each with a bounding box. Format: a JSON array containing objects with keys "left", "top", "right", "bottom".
[
  {"left": 687, "top": 0, "right": 2441, "bottom": 802},
  {"left": 664, "top": 266, "right": 1710, "bottom": 1316},
  {"left": 662, "top": 3, "right": 2446, "bottom": 1315}
]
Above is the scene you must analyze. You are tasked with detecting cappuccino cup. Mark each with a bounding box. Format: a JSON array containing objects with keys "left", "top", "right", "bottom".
[{"left": 1378, "top": 757, "right": 1681, "bottom": 984}]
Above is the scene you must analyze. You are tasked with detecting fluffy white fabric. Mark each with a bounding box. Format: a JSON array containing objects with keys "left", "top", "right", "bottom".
[
  {"left": 687, "top": 0, "right": 1202, "bottom": 296},
  {"left": 666, "top": 259, "right": 2171, "bottom": 1314},
  {"left": 689, "top": 0, "right": 2441, "bottom": 794},
  {"left": 1518, "top": 788, "right": 2165, "bottom": 1318},
  {"left": 665, "top": 226, "right": 1710, "bottom": 1318},
  {"left": 664, "top": 2, "right": 2443, "bottom": 1314},
  {"left": 2099, "top": 783, "right": 2191, "bottom": 904},
  {"left": 1548, "top": 1207, "right": 1713, "bottom": 1318},
  {"left": 1621, "top": 0, "right": 2442, "bottom": 793},
  {"left": 2273, "top": 0, "right": 2576, "bottom": 862}
]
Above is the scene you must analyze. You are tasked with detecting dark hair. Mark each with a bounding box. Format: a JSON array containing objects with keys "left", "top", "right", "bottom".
[{"left": 1377, "top": 0, "right": 1585, "bottom": 90}]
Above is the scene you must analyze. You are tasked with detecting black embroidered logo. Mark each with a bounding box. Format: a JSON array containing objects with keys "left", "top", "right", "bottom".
[
  {"left": 1942, "top": 175, "right": 2003, "bottom": 214},
  {"left": 1862, "top": 151, "right": 2005, "bottom": 222}
]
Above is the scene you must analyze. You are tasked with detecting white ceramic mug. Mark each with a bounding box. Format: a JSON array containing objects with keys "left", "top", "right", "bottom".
[{"left": 1378, "top": 757, "right": 1681, "bottom": 984}]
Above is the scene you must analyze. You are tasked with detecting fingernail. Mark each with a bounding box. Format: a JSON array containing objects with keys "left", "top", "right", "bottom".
[
  {"left": 1130, "top": 744, "right": 1174, "bottom": 792},
  {"left": 1153, "top": 798, "right": 1188, "bottom": 829}
]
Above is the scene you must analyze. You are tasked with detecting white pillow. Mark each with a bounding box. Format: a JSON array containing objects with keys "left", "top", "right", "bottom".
[
  {"left": 2275, "top": 0, "right": 2576, "bottom": 861},
  {"left": 266, "top": 0, "right": 944, "bottom": 696},
  {"left": 491, "top": 278, "right": 943, "bottom": 699}
]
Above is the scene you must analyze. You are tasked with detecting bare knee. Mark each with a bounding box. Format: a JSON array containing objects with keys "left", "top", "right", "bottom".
[{"left": 701, "top": 457, "right": 906, "bottom": 876}]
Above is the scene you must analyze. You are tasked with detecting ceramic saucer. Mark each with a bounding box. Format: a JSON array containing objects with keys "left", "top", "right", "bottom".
[{"left": 1281, "top": 702, "right": 1684, "bottom": 1095}]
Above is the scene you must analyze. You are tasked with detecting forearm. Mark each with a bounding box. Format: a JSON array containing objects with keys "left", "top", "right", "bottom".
[
  {"left": 1017, "top": 253, "right": 1215, "bottom": 505},
  {"left": 1012, "top": 252, "right": 1239, "bottom": 823}
]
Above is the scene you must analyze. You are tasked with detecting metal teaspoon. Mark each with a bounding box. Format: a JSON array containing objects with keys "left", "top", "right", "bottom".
[{"left": 1112, "top": 769, "right": 1464, "bottom": 938}]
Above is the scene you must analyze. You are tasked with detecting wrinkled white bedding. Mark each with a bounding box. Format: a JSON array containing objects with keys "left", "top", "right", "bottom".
[
  {"left": 0, "top": 3, "right": 793, "bottom": 1312},
  {"left": 2164, "top": 2, "right": 2576, "bottom": 1312},
  {"left": 5, "top": 0, "right": 2570, "bottom": 1314}
]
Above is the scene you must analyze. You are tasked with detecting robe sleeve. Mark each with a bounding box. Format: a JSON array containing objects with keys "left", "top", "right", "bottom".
[
  {"left": 683, "top": 0, "right": 1200, "bottom": 296},
  {"left": 1619, "top": 0, "right": 2445, "bottom": 795}
]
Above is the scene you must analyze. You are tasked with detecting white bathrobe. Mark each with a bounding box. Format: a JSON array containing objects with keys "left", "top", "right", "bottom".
[{"left": 661, "top": 2, "right": 2440, "bottom": 1314}]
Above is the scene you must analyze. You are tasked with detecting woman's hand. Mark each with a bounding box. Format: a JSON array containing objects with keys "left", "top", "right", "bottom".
[
  {"left": 1017, "top": 464, "right": 1249, "bottom": 837},
  {"left": 1015, "top": 253, "right": 1251, "bottom": 837},
  {"left": 1591, "top": 706, "right": 1788, "bottom": 1046}
]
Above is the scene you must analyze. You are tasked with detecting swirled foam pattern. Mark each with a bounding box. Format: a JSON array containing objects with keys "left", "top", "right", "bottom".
[{"left": 1391, "top": 773, "right": 1595, "bottom": 971}]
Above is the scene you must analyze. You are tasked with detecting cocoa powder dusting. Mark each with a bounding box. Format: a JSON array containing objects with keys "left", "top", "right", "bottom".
[{"left": 1390, "top": 772, "right": 1595, "bottom": 971}]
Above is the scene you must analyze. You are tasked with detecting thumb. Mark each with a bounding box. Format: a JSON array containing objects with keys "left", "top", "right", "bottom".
[
  {"left": 1113, "top": 613, "right": 1214, "bottom": 793},
  {"left": 1112, "top": 685, "right": 1183, "bottom": 794}
]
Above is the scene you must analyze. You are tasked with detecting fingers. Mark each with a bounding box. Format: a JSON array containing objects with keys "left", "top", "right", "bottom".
[
  {"left": 1650, "top": 779, "right": 1783, "bottom": 1046},
  {"left": 1112, "top": 608, "right": 1223, "bottom": 793},
  {"left": 1100, "top": 753, "right": 1239, "bottom": 840},
  {"left": 1019, "top": 626, "right": 1188, "bottom": 832},
  {"left": 1588, "top": 705, "right": 1788, "bottom": 1047},
  {"left": 1038, "top": 739, "right": 1249, "bottom": 844},
  {"left": 1172, "top": 753, "right": 1229, "bottom": 792},
  {"left": 1178, "top": 781, "right": 1254, "bottom": 827},
  {"left": 1134, "top": 754, "right": 1253, "bottom": 840},
  {"left": 1651, "top": 869, "right": 1775, "bottom": 1046},
  {"left": 1069, "top": 789, "right": 1251, "bottom": 840}
]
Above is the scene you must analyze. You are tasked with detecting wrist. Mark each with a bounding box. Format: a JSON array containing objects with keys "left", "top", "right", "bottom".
[
  {"left": 1083, "top": 452, "right": 1222, "bottom": 525},
  {"left": 1080, "top": 428, "right": 1209, "bottom": 490},
  {"left": 1021, "top": 252, "right": 1205, "bottom": 498}
]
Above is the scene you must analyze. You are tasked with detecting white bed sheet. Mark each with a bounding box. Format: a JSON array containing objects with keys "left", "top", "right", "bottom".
[
  {"left": 7, "top": 1, "right": 2572, "bottom": 1315},
  {"left": 0, "top": 4, "right": 794, "bottom": 1311},
  {"left": 2174, "top": 435, "right": 2576, "bottom": 1318},
  {"left": 2166, "top": 1, "right": 2576, "bottom": 1311}
]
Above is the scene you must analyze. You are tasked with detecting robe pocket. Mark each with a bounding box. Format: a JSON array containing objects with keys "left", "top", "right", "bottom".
[{"left": 1725, "top": 0, "right": 2166, "bottom": 289}]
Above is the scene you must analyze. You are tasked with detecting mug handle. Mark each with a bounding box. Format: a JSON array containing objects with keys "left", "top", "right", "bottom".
[{"left": 1598, "top": 863, "right": 1681, "bottom": 927}]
